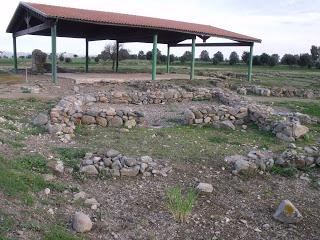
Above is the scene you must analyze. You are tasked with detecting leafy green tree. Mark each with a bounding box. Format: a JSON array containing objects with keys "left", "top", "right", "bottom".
[
  {"left": 269, "top": 54, "right": 280, "bottom": 67},
  {"left": 281, "top": 54, "right": 298, "bottom": 66},
  {"left": 298, "top": 53, "right": 312, "bottom": 68},
  {"left": 229, "top": 52, "right": 239, "bottom": 65},
  {"left": 180, "top": 51, "right": 192, "bottom": 64},
  {"left": 199, "top": 50, "right": 210, "bottom": 62},
  {"left": 138, "top": 50, "right": 146, "bottom": 60},
  {"left": 213, "top": 51, "right": 224, "bottom": 63},
  {"left": 260, "top": 53, "right": 271, "bottom": 65},
  {"left": 310, "top": 45, "right": 320, "bottom": 62}
]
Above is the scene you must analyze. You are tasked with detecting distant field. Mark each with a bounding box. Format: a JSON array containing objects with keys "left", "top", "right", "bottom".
[{"left": 1, "top": 57, "right": 320, "bottom": 89}]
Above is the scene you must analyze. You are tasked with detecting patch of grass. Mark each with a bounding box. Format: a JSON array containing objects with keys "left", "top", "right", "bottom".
[
  {"left": 44, "top": 225, "right": 85, "bottom": 240},
  {"left": 74, "top": 124, "right": 90, "bottom": 136},
  {"left": 15, "top": 154, "right": 48, "bottom": 173},
  {"left": 55, "top": 147, "right": 87, "bottom": 170},
  {"left": 0, "top": 154, "right": 64, "bottom": 205},
  {"left": 166, "top": 186, "right": 198, "bottom": 222},
  {"left": 24, "top": 125, "right": 48, "bottom": 135},
  {"left": 274, "top": 101, "right": 320, "bottom": 117},
  {"left": 270, "top": 165, "right": 298, "bottom": 177},
  {"left": 208, "top": 136, "right": 228, "bottom": 144},
  {"left": 0, "top": 211, "right": 14, "bottom": 238}
]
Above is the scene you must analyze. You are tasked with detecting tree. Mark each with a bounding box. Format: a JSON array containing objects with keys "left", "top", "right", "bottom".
[
  {"left": 310, "top": 45, "right": 320, "bottom": 62},
  {"left": 252, "top": 56, "right": 261, "bottom": 66},
  {"left": 94, "top": 56, "right": 99, "bottom": 63},
  {"left": 281, "top": 54, "right": 298, "bottom": 66},
  {"left": 58, "top": 53, "right": 65, "bottom": 62},
  {"left": 199, "top": 50, "right": 210, "bottom": 62},
  {"left": 180, "top": 51, "right": 192, "bottom": 63},
  {"left": 73, "top": 54, "right": 78, "bottom": 58},
  {"left": 229, "top": 52, "right": 239, "bottom": 65},
  {"left": 65, "top": 57, "right": 72, "bottom": 63},
  {"left": 169, "top": 54, "right": 175, "bottom": 63},
  {"left": 138, "top": 50, "right": 146, "bottom": 60},
  {"left": 213, "top": 51, "right": 224, "bottom": 63},
  {"left": 99, "top": 41, "right": 129, "bottom": 70},
  {"left": 242, "top": 51, "right": 249, "bottom": 64},
  {"left": 146, "top": 51, "right": 152, "bottom": 60},
  {"left": 260, "top": 53, "right": 271, "bottom": 65},
  {"left": 298, "top": 53, "right": 312, "bottom": 68},
  {"left": 269, "top": 54, "right": 280, "bottom": 67}
]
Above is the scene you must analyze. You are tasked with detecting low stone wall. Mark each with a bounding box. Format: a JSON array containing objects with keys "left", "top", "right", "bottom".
[
  {"left": 236, "top": 85, "right": 320, "bottom": 99},
  {"left": 184, "top": 103, "right": 310, "bottom": 142},
  {"left": 225, "top": 144, "right": 320, "bottom": 175},
  {"left": 79, "top": 149, "right": 171, "bottom": 178}
]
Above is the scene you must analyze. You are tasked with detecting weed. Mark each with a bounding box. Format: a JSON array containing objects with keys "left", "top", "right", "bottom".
[
  {"left": 270, "top": 165, "right": 298, "bottom": 177},
  {"left": 0, "top": 211, "right": 14, "bottom": 238},
  {"left": 15, "top": 154, "right": 48, "bottom": 173},
  {"left": 166, "top": 186, "right": 198, "bottom": 222},
  {"left": 44, "top": 225, "right": 84, "bottom": 240},
  {"left": 55, "top": 148, "right": 86, "bottom": 171},
  {"left": 208, "top": 136, "right": 228, "bottom": 144}
]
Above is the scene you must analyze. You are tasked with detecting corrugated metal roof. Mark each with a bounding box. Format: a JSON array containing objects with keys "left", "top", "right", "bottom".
[{"left": 18, "top": 2, "right": 261, "bottom": 43}]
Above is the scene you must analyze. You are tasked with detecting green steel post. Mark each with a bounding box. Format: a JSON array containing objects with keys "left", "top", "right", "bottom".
[
  {"left": 85, "top": 39, "right": 89, "bottom": 73},
  {"left": 248, "top": 44, "right": 254, "bottom": 81},
  {"left": 12, "top": 35, "right": 18, "bottom": 73},
  {"left": 190, "top": 38, "right": 196, "bottom": 80},
  {"left": 115, "top": 40, "right": 119, "bottom": 72},
  {"left": 152, "top": 34, "right": 158, "bottom": 80},
  {"left": 166, "top": 44, "right": 170, "bottom": 74},
  {"left": 51, "top": 23, "right": 57, "bottom": 83}
]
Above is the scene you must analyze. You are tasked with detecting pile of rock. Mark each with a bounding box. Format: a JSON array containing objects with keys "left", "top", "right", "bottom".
[
  {"left": 33, "top": 94, "right": 145, "bottom": 142},
  {"left": 184, "top": 103, "right": 310, "bottom": 141},
  {"left": 236, "top": 85, "right": 320, "bottom": 99},
  {"left": 225, "top": 144, "right": 319, "bottom": 174},
  {"left": 79, "top": 149, "right": 171, "bottom": 178}
]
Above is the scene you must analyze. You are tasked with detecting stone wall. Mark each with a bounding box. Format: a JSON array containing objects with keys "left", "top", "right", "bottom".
[
  {"left": 236, "top": 85, "right": 320, "bottom": 99},
  {"left": 184, "top": 103, "right": 310, "bottom": 142}
]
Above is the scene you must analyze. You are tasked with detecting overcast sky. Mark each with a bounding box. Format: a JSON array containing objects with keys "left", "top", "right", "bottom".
[{"left": 1, "top": 0, "right": 320, "bottom": 58}]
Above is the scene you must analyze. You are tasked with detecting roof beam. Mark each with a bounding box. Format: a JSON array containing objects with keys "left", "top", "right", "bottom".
[
  {"left": 171, "top": 42, "right": 253, "bottom": 47},
  {"left": 13, "top": 21, "right": 51, "bottom": 37}
]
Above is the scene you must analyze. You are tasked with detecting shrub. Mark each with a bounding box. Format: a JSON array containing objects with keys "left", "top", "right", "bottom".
[
  {"left": 166, "top": 186, "right": 198, "bottom": 222},
  {"left": 65, "top": 57, "right": 72, "bottom": 63}
]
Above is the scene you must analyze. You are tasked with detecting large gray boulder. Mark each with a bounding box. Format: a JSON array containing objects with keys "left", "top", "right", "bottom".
[
  {"left": 31, "top": 49, "right": 47, "bottom": 73},
  {"left": 33, "top": 113, "right": 49, "bottom": 126}
]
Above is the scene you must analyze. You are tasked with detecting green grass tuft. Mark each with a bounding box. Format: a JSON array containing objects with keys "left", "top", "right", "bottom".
[
  {"left": 55, "top": 147, "right": 87, "bottom": 170},
  {"left": 166, "top": 186, "right": 198, "bottom": 222},
  {"left": 15, "top": 154, "right": 48, "bottom": 173},
  {"left": 270, "top": 165, "right": 298, "bottom": 177},
  {"left": 44, "top": 225, "right": 85, "bottom": 240}
]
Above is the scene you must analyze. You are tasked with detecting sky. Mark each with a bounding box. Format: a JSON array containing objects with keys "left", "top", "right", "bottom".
[{"left": 1, "top": 0, "right": 320, "bottom": 58}]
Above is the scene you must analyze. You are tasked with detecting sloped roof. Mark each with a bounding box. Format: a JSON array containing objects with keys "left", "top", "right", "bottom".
[{"left": 7, "top": 2, "right": 261, "bottom": 44}]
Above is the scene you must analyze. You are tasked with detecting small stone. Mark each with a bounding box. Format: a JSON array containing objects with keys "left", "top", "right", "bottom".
[
  {"left": 109, "top": 116, "right": 123, "bottom": 127},
  {"left": 48, "top": 160, "right": 64, "bottom": 174},
  {"left": 273, "top": 200, "right": 303, "bottom": 224},
  {"left": 84, "top": 198, "right": 100, "bottom": 207},
  {"left": 44, "top": 188, "right": 51, "bottom": 195},
  {"left": 140, "top": 156, "right": 153, "bottom": 163},
  {"left": 80, "top": 165, "right": 99, "bottom": 176},
  {"left": 106, "top": 149, "right": 120, "bottom": 158},
  {"left": 262, "top": 223, "right": 270, "bottom": 230},
  {"left": 72, "top": 212, "right": 93, "bottom": 233},
  {"left": 74, "top": 191, "right": 86, "bottom": 201},
  {"left": 124, "top": 119, "right": 136, "bottom": 129},
  {"left": 242, "top": 125, "right": 247, "bottom": 130},
  {"left": 233, "top": 159, "right": 257, "bottom": 175},
  {"left": 289, "top": 143, "right": 297, "bottom": 149},
  {"left": 196, "top": 183, "right": 213, "bottom": 193},
  {"left": 33, "top": 113, "right": 49, "bottom": 126},
  {"left": 96, "top": 116, "right": 108, "bottom": 127},
  {"left": 120, "top": 167, "right": 139, "bottom": 177},
  {"left": 43, "top": 173, "right": 56, "bottom": 181},
  {"left": 81, "top": 115, "right": 96, "bottom": 125},
  {"left": 48, "top": 208, "right": 54, "bottom": 215},
  {"left": 125, "top": 157, "right": 138, "bottom": 167},
  {"left": 119, "top": 128, "right": 130, "bottom": 133},
  {"left": 103, "top": 158, "right": 112, "bottom": 167}
]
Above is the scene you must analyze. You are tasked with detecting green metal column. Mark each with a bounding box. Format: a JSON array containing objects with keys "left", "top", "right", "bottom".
[
  {"left": 152, "top": 34, "right": 158, "bottom": 80},
  {"left": 12, "top": 35, "right": 17, "bottom": 73},
  {"left": 85, "top": 39, "right": 89, "bottom": 73},
  {"left": 115, "top": 40, "right": 119, "bottom": 73},
  {"left": 190, "top": 38, "right": 196, "bottom": 80},
  {"left": 248, "top": 44, "right": 254, "bottom": 81},
  {"left": 166, "top": 44, "right": 170, "bottom": 74},
  {"left": 51, "top": 23, "right": 57, "bottom": 83}
]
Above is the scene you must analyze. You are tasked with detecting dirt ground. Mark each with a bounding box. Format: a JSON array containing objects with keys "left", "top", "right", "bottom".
[{"left": 0, "top": 72, "right": 319, "bottom": 240}]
